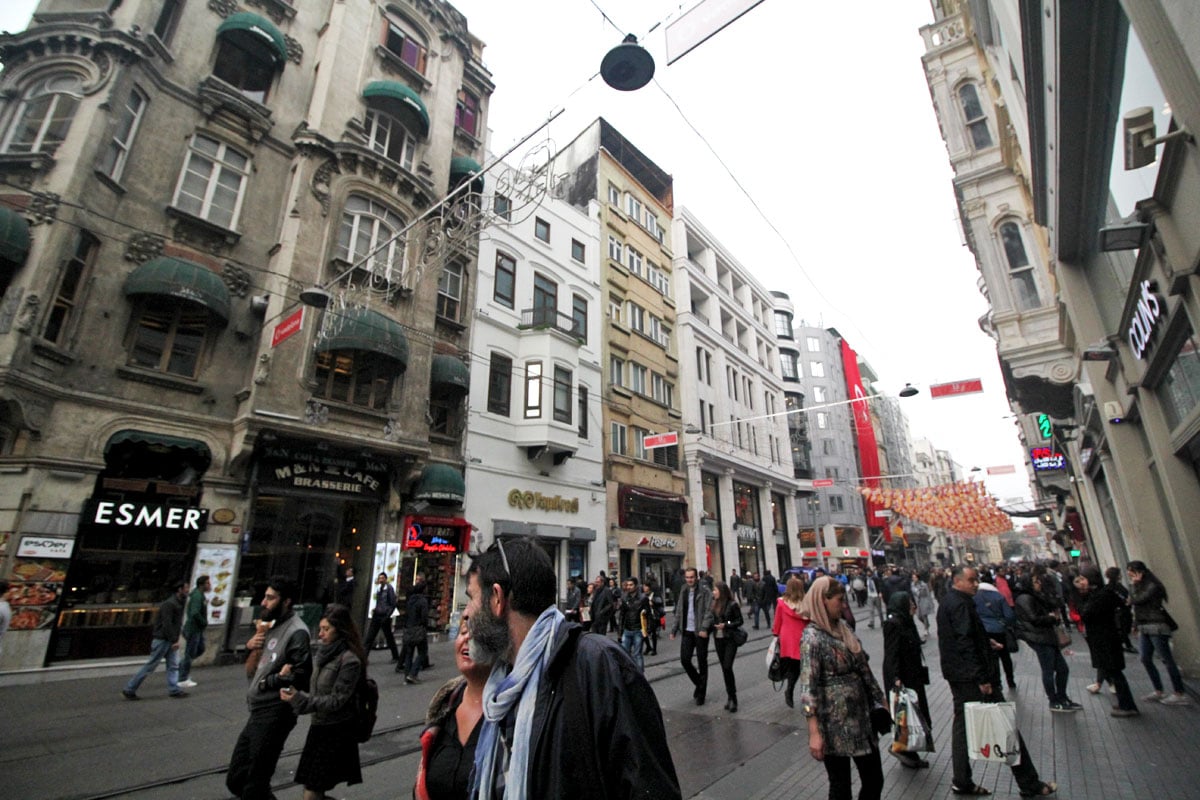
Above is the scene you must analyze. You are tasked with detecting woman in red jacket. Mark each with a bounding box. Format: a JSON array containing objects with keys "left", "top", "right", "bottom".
[{"left": 772, "top": 576, "right": 808, "bottom": 707}]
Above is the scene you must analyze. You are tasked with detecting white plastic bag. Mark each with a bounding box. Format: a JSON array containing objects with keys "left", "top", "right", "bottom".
[
  {"left": 888, "top": 688, "right": 929, "bottom": 753},
  {"left": 765, "top": 635, "right": 779, "bottom": 669},
  {"left": 965, "top": 701, "right": 1020, "bottom": 765}
]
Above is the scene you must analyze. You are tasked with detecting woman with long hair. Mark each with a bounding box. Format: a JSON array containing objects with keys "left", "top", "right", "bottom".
[
  {"left": 1015, "top": 567, "right": 1080, "bottom": 712},
  {"left": 1074, "top": 566, "right": 1139, "bottom": 716},
  {"left": 1128, "top": 560, "right": 1191, "bottom": 704},
  {"left": 799, "top": 576, "right": 886, "bottom": 800},
  {"left": 883, "top": 591, "right": 932, "bottom": 768},
  {"left": 709, "top": 580, "right": 745, "bottom": 712},
  {"left": 280, "top": 604, "right": 364, "bottom": 800},
  {"left": 772, "top": 575, "right": 808, "bottom": 708}
]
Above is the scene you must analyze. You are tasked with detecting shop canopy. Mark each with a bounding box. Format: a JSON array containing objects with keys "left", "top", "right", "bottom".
[
  {"left": 316, "top": 306, "right": 410, "bottom": 369},
  {"left": 123, "top": 257, "right": 232, "bottom": 323},
  {"left": 0, "top": 205, "right": 31, "bottom": 264},
  {"left": 362, "top": 80, "right": 430, "bottom": 138},
  {"left": 103, "top": 430, "right": 212, "bottom": 471},
  {"left": 414, "top": 463, "right": 465, "bottom": 504},
  {"left": 449, "top": 156, "right": 485, "bottom": 194},
  {"left": 430, "top": 354, "right": 470, "bottom": 395},
  {"left": 217, "top": 11, "right": 289, "bottom": 66}
]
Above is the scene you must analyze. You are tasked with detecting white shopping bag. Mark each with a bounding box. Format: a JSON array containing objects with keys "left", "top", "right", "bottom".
[
  {"left": 965, "top": 702, "right": 1020, "bottom": 765},
  {"left": 765, "top": 635, "right": 778, "bottom": 669},
  {"left": 888, "top": 688, "right": 929, "bottom": 753}
]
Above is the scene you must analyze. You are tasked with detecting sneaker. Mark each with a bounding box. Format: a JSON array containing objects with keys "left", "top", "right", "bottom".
[
  {"left": 121, "top": 689, "right": 139, "bottom": 701},
  {"left": 1085, "top": 683, "right": 1101, "bottom": 694},
  {"left": 178, "top": 679, "right": 198, "bottom": 688},
  {"left": 1110, "top": 708, "right": 1140, "bottom": 717},
  {"left": 1062, "top": 700, "right": 1084, "bottom": 711},
  {"left": 1109, "top": 686, "right": 1118, "bottom": 695},
  {"left": 1049, "top": 702, "right": 1070, "bottom": 712},
  {"left": 404, "top": 675, "right": 420, "bottom": 685},
  {"left": 1161, "top": 693, "right": 1192, "bottom": 706},
  {"left": 1143, "top": 691, "right": 1165, "bottom": 702}
]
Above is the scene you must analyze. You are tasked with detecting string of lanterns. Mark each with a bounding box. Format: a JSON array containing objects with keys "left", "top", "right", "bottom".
[{"left": 857, "top": 481, "right": 1012, "bottom": 535}]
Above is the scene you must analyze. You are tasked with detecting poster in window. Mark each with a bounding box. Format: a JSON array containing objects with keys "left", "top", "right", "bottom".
[{"left": 192, "top": 544, "right": 239, "bottom": 625}]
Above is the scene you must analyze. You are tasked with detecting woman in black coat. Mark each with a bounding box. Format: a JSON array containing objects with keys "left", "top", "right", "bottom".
[
  {"left": 1015, "top": 570, "right": 1080, "bottom": 711},
  {"left": 882, "top": 592, "right": 931, "bottom": 768},
  {"left": 1073, "top": 567, "right": 1138, "bottom": 716}
]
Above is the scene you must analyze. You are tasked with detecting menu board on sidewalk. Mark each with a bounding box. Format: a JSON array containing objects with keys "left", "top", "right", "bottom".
[
  {"left": 192, "top": 545, "right": 238, "bottom": 626},
  {"left": 6, "top": 536, "right": 72, "bottom": 630}
]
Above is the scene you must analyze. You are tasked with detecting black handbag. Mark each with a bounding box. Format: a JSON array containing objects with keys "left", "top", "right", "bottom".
[
  {"left": 730, "top": 626, "right": 748, "bottom": 646},
  {"left": 402, "top": 625, "right": 426, "bottom": 646},
  {"left": 858, "top": 666, "right": 893, "bottom": 737},
  {"left": 768, "top": 652, "right": 784, "bottom": 683}
]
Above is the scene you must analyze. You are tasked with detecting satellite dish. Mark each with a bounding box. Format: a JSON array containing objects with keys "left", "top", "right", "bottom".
[{"left": 600, "top": 34, "right": 655, "bottom": 91}]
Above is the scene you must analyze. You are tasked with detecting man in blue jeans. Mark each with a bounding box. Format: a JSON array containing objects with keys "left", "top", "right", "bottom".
[
  {"left": 122, "top": 580, "right": 189, "bottom": 699},
  {"left": 616, "top": 577, "right": 649, "bottom": 672}
]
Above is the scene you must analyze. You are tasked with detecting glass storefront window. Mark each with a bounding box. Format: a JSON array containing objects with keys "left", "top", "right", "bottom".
[
  {"left": 732, "top": 481, "right": 760, "bottom": 528},
  {"left": 1159, "top": 328, "right": 1200, "bottom": 430},
  {"left": 701, "top": 472, "right": 720, "bottom": 522},
  {"left": 771, "top": 492, "right": 787, "bottom": 532}
]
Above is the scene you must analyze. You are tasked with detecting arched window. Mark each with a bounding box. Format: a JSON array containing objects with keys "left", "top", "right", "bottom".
[
  {"left": 336, "top": 194, "right": 406, "bottom": 284},
  {"left": 958, "top": 83, "right": 993, "bottom": 150},
  {"left": 2, "top": 75, "right": 84, "bottom": 154},
  {"left": 999, "top": 221, "right": 1040, "bottom": 310}
]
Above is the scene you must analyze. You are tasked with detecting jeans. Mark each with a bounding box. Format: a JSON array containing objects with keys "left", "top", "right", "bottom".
[
  {"left": 949, "top": 681, "right": 1043, "bottom": 794},
  {"left": 124, "top": 638, "right": 181, "bottom": 696},
  {"left": 1141, "top": 632, "right": 1185, "bottom": 693},
  {"left": 179, "top": 631, "right": 205, "bottom": 682},
  {"left": 822, "top": 748, "right": 883, "bottom": 800},
  {"left": 226, "top": 703, "right": 298, "bottom": 800},
  {"left": 1030, "top": 641, "right": 1070, "bottom": 704},
  {"left": 679, "top": 631, "right": 709, "bottom": 699},
  {"left": 621, "top": 629, "right": 645, "bottom": 672}
]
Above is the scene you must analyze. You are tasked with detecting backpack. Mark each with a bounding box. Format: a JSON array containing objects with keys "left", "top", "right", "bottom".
[{"left": 354, "top": 674, "right": 379, "bottom": 743}]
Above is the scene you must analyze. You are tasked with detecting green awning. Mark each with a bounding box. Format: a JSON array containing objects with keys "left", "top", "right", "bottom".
[
  {"left": 217, "top": 12, "right": 288, "bottom": 66},
  {"left": 316, "top": 306, "right": 409, "bottom": 369},
  {"left": 123, "top": 257, "right": 232, "bottom": 322},
  {"left": 104, "top": 430, "right": 212, "bottom": 463},
  {"left": 0, "top": 206, "right": 30, "bottom": 264},
  {"left": 430, "top": 355, "right": 470, "bottom": 395},
  {"left": 414, "top": 463, "right": 465, "bottom": 504},
  {"left": 362, "top": 81, "right": 430, "bottom": 138},
  {"left": 449, "top": 156, "right": 484, "bottom": 193}
]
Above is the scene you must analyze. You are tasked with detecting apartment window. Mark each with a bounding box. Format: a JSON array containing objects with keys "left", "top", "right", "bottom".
[
  {"left": 629, "top": 363, "right": 647, "bottom": 395},
  {"left": 487, "top": 353, "right": 512, "bottom": 415},
  {"left": 127, "top": 298, "right": 211, "bottom": 378},
  {"left": 648, "top": 264, "right": 671, "bottom": 297},
  {"left": 813, "top": 385, "right": 827, "bottom": 403},
  {"left": 578, "top": 385, "right": 589, "bottom": 438},
  {"left": 648, "top": 316, "right": 670, "bottom": 349},
  {"left": 382, "top": 14, "right": 429, "bottom": 74},
  {"left": 958, "top": 83, "right": 993, "bottom": 150},
  {"left": 608, "top": 235, "right": 623, "bottom": 263},
  {"left": 626, "top": 302, "right": 645, "bottom": 334},
  {"left": 532, "top": 273, "right": 557, "bottom": 325},
  {"left": 493, "top": 194, "right": 512, "bottom": 221},
  {"left": 336, "top": 194, "right": 405, "bottom": 279},
  {"left": 553, "top": 366, "right": 572, "bottom": 423},
  {"left": 213, "top": 26, "right": 278, "bottom": 104},
  {"left": 699, "top": 399, "right": 708, "bottom": 433},
  {"left": 494, "top": 251, "right": 516, "bottom": 308},
  {"left": 571, "top": 239, "right": 586, "bottom": 263},
  {"left": 625, "top": 193, "right": 642, "bottom": 221},
  {"left": 829, "top": 494, "right": 845, "bottom": 512},
  {"left": 534, "top": 217, "right": 550, "bottom": 243},
  {"left": 822, "top": 439, "right": 836, "bottom": 456},
  {"left": 642, "top": 207, "right": 657, "bottom": 233},
  {"left": 609, "top": 355, "right": 625, "bottom": 388},
  {"left": 1000, "top": 221, "right": 1040, "bottom": 310},
  {"left": 2, "top": 74, "right": 83, "bottom": 154},
  {"left": 365, "top": 110, "right": 416, "bottom": 170},
  {"left": 632, "top": 427, "right": 651, "bottom": 460},
  {"left": 781, "top": 352, "right": 799, "bottom": 381},
  {"left": 99, "top": 87, "right": 147, "bottom": 182},
  {"left": 314, "top": 350, "right": 397, "bottom": 410},
  {"left": 610, "top": 422, "right": 628, "bottom": 456},
  {"left": 572, "top": 294, "right": 588, "bottom": 341},
  {"left": 816, "top": 412, "right": 828, "bottom": 429},
  {"left": 652, "top": 373, "right": 673, "bottom": 407},
  {"left": 774, "top": 310, "right": 794, "bottom": 339},
  {"left": 436, "top": 262, "right": 463, "bottom": 321},
  {"left": 455, "top": 88, "right": 479, "bottom": 137},
  {"left": 524, "top": 361, "right": 543, "bottom": 418},
  {"left": 172, "top": 134, "right": 249, "bottom": 229},
  {"left": 607, "top": 183, "right": 621, "bottom": 206},
  {"left": 703, "top": 351, "right": 712, "bottom": 384},
  {"left": 810, "top": 361, "right": 825, "bottom": 378},
  {"left": 429, "top": 394, "right": 460, "bottom": 436},
  {"left": 625, "top": 245, "right": 643, "bottom": 276},
  {"left": 608, "top": 295, "right": 623, "bottom": 323},
  {"left": 806, "top": 336, "right": 820, "bottom": 352},
  {"left": 43, "top": 231, "right": 99, "bottom": 346},
  {"left": 153, "top": 0, "right": 185, "bottom": 44}
]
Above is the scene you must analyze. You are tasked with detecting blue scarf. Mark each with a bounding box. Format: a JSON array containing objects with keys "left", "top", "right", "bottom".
[{"left": 471, "top": 606, "right": 564, "bottom": 800}]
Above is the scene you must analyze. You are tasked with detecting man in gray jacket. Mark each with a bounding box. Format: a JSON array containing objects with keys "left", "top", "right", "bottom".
[
  {"left": 670, "top": 567, "right": 714, "bottom": 704},
  {"left": 122, "top": 580, "right": 189, "bottom": 699}
]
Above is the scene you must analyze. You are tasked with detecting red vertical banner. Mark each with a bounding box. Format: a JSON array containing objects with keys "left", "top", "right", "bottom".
[{"left": 840, "top": 340, "right": 889, "bottom": 537}]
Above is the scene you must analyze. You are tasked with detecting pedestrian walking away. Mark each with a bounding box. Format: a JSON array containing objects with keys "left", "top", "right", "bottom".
[
  {"left": 363, "top": 571, "right": 400, "bottom": 663},
  {"left": 226, "top": 577, "right": 313, "bottom": 800},
  {"left": 179, "top": 575, "right": 210, "bottom": 688},
  {"left": 1128, "top": 560, "right": 1191, "bottom": 705},
  {"left": 642, "top": 580, "right": 664, "bottom": 656},
  {"left": 911, "top": 571, "right": 935, "bottom": 639},
  {"left": 730, "top": 570, "right": 744, "bottom": 604},
  {"left": 883, "top": 591, "right": 933, "bottom": 768},
  {"left": 709, "top": 580, "right": 745, "bottom": 712},
  {"left": 938, "top": 564, "right": 1056, "bottom": 798},
  {"left": 866, "top": 571, "right": 885, "bottom": 629},
  {"left": 758, "top": 569, "right": 779, "bottom": 628},
  {"left": 399, "top": 577, "right": 430, "bottom": 683},
  {"left": 772, "top": 576, "right": 808, "bottom": 708},
  {"left": 671, "top": 566, "right": 713, "bottom": 705},
  {"left": 122, "top": 580, "right": 189, "bottom": 700},
  {"left": 798, "top": 576, "right": 887, "bottom": 800},
  {"left": 975, "top": 569, "right": 1018, "bottom": 688},
  {"left": 465, "top": 537, "right": 681, "bottom": 799},
  {"left": 1073, "top": 568, "right": 1139, "bottom": 716},
  {"left": 281, "top": 604, "right": 364, "bottom": 800}
]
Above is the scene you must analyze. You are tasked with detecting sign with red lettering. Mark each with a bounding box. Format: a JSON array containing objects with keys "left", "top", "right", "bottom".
[
  {"left": 812, "top": 479, "right": 834, "bottom": 488},
  {"left": 642, "top": 431, "right": 678, "bottom": 449},
  {"left": 272, "top": 307, "right": 304, "bottom": 348},
  {"left": 987, "top": 465, "right": 1016, "bottom": 475},
  {"left": 930, "top": 379, "right": 984, "bottom": 398}
]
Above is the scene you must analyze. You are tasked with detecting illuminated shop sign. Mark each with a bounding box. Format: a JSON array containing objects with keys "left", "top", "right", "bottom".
[
  {"left": 637, "top": 535, "right": 677, "bottom": 549},
  {"left": 1030, "top": 447, "right": 1066, "bottom": 471},
  {"left": 403, "top": 516, "right": 470, "bottom": 554},
  {"left": 1127, "top": 280, "right": 1163, "bottom": 360},
  {"left": 507, "top": 489, "right": 580, "bottom": 513},
  {"left": 87, "top": 501, "right": 209, "bottom": 531}
]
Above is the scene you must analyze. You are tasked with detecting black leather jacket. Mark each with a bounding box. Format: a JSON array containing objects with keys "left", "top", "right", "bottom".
[{"left": 936, "top": 588, "right": 992, "bottom": 684}]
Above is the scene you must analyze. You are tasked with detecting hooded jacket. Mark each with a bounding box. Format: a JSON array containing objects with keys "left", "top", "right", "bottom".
[{"left": 974, "top": 582, "right": 1016, "bottom": 636}]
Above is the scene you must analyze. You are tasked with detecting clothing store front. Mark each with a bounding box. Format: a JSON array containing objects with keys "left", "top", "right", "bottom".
[
  {"left": 614, "top": 483, "right": 687, "bottom": 586},
  {"left": 732, "top": 481, "right": 762, "bottom": 575}
]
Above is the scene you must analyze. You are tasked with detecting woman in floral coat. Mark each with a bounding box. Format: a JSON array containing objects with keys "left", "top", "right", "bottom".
[{"left": 799, "top": 576, "right": 886, "bottom": 800}]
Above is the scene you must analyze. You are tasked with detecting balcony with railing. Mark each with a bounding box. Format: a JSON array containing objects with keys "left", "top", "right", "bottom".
[{"left": 518, "top": 307, "right": 586, "bottom": 343}]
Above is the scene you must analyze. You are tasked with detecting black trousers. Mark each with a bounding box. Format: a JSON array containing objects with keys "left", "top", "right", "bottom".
[
  {"left": 679, "top": 631, "right": 709, "bottom": 699},
  {"left": 363, "top": 613, "right": 399, "bottom": 660},
  {"left": 949, "top": 681, "right": 1042, "bottom": 794},
  {"left": 226, "top": 703, "right": 298, "bottom": 800},
  {"left": 713, "top": 637, "right": 738, "bottom": 700},
  {"left": 822, "top": 748, "right": 883, "bottom": 800}
]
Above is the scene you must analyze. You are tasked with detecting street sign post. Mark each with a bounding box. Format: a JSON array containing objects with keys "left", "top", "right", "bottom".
[
  {"left": 272, "top": 307, "right": 304, "bottom": 347},
  {"left": 812, "top": 478, "right": 834, "bottom": 487}
]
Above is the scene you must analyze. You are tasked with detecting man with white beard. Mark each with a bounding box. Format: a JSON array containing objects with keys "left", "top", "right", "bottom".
[{"left": 465, "top": 538, "right": 680, "bottom": 800}]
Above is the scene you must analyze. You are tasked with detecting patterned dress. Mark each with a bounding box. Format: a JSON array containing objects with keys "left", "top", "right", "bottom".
[{"left": 798, "top": 624, "right": 885, "bottom": 757}]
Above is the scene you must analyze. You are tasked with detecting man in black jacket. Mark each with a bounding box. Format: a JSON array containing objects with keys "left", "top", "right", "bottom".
[
  {"left": 670, "top": 567, "right": 714, "bottom": 704},
  {"left": 465, "top": 538, "right": 680, "bottom": 800},
  {"left": 938, "top": 565, "right": 1056, "bottom": 797},
  {"left": 589, "top": 575, "right": 615, "bottom": 638},
  {"left": 363, "top": 571, "right": 400, "bottom": 663},
  {"left": 122, "top": 580, "right": 189, "bottom": 699}
]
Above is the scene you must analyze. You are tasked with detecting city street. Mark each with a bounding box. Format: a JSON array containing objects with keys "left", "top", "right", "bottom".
[{"left": 2, "top": 613, "right": 1197, "bottom": 800}]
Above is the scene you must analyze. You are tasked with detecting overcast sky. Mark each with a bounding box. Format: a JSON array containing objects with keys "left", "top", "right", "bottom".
[{"left": 0, "top": 0, "right": 1035, "bottom": 505}]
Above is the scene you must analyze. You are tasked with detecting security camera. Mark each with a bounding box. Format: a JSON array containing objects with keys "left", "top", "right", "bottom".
[
  {"left": 1124, "top": 106, "right": 1157, "bottom": 170},
  {"left": 1104, "top": 400, "right": 1126, "bottom": 424}
]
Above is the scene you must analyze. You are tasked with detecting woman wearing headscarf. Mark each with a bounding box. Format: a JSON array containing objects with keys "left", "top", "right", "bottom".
[
  {"left": 799, "top": 576, "right": 886, "bottom": 800},
  {"left": 1128, "top": 560, "right": 1191, "bottom": 704},
  {"left": 883, "top": 591, "right": 932, "bottom": 769},
  {"left": 772, "top": 576, "right": 808, "bottom": 708},
  {"left": 1073, "top": 567, "right": 1139, "bottom": 717}
]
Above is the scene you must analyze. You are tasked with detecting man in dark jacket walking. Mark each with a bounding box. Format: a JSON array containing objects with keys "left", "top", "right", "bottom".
[
  {"left": 670, "top": 567, "right": 714, "bottom": 704},
  {"left": 122, "top": 580, "right": 190, "bottom": 699},
  {"left": 589, "top": 575, "right": 615, "bottom": 639},
  {"left": 759, "top": 569, "right": 780, "bottom": 627},
  {"left": 179, "top": 575, "right": 210, "bottom": 688},
  {"left": 464, "top": 538, "right": 680, "bottom": 800},
  {"left": 938, "top": 565, "right": 1056, "bottom": 798},
  {"left": 363, "top": 571, "right": 400, "bottom": 663}
]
